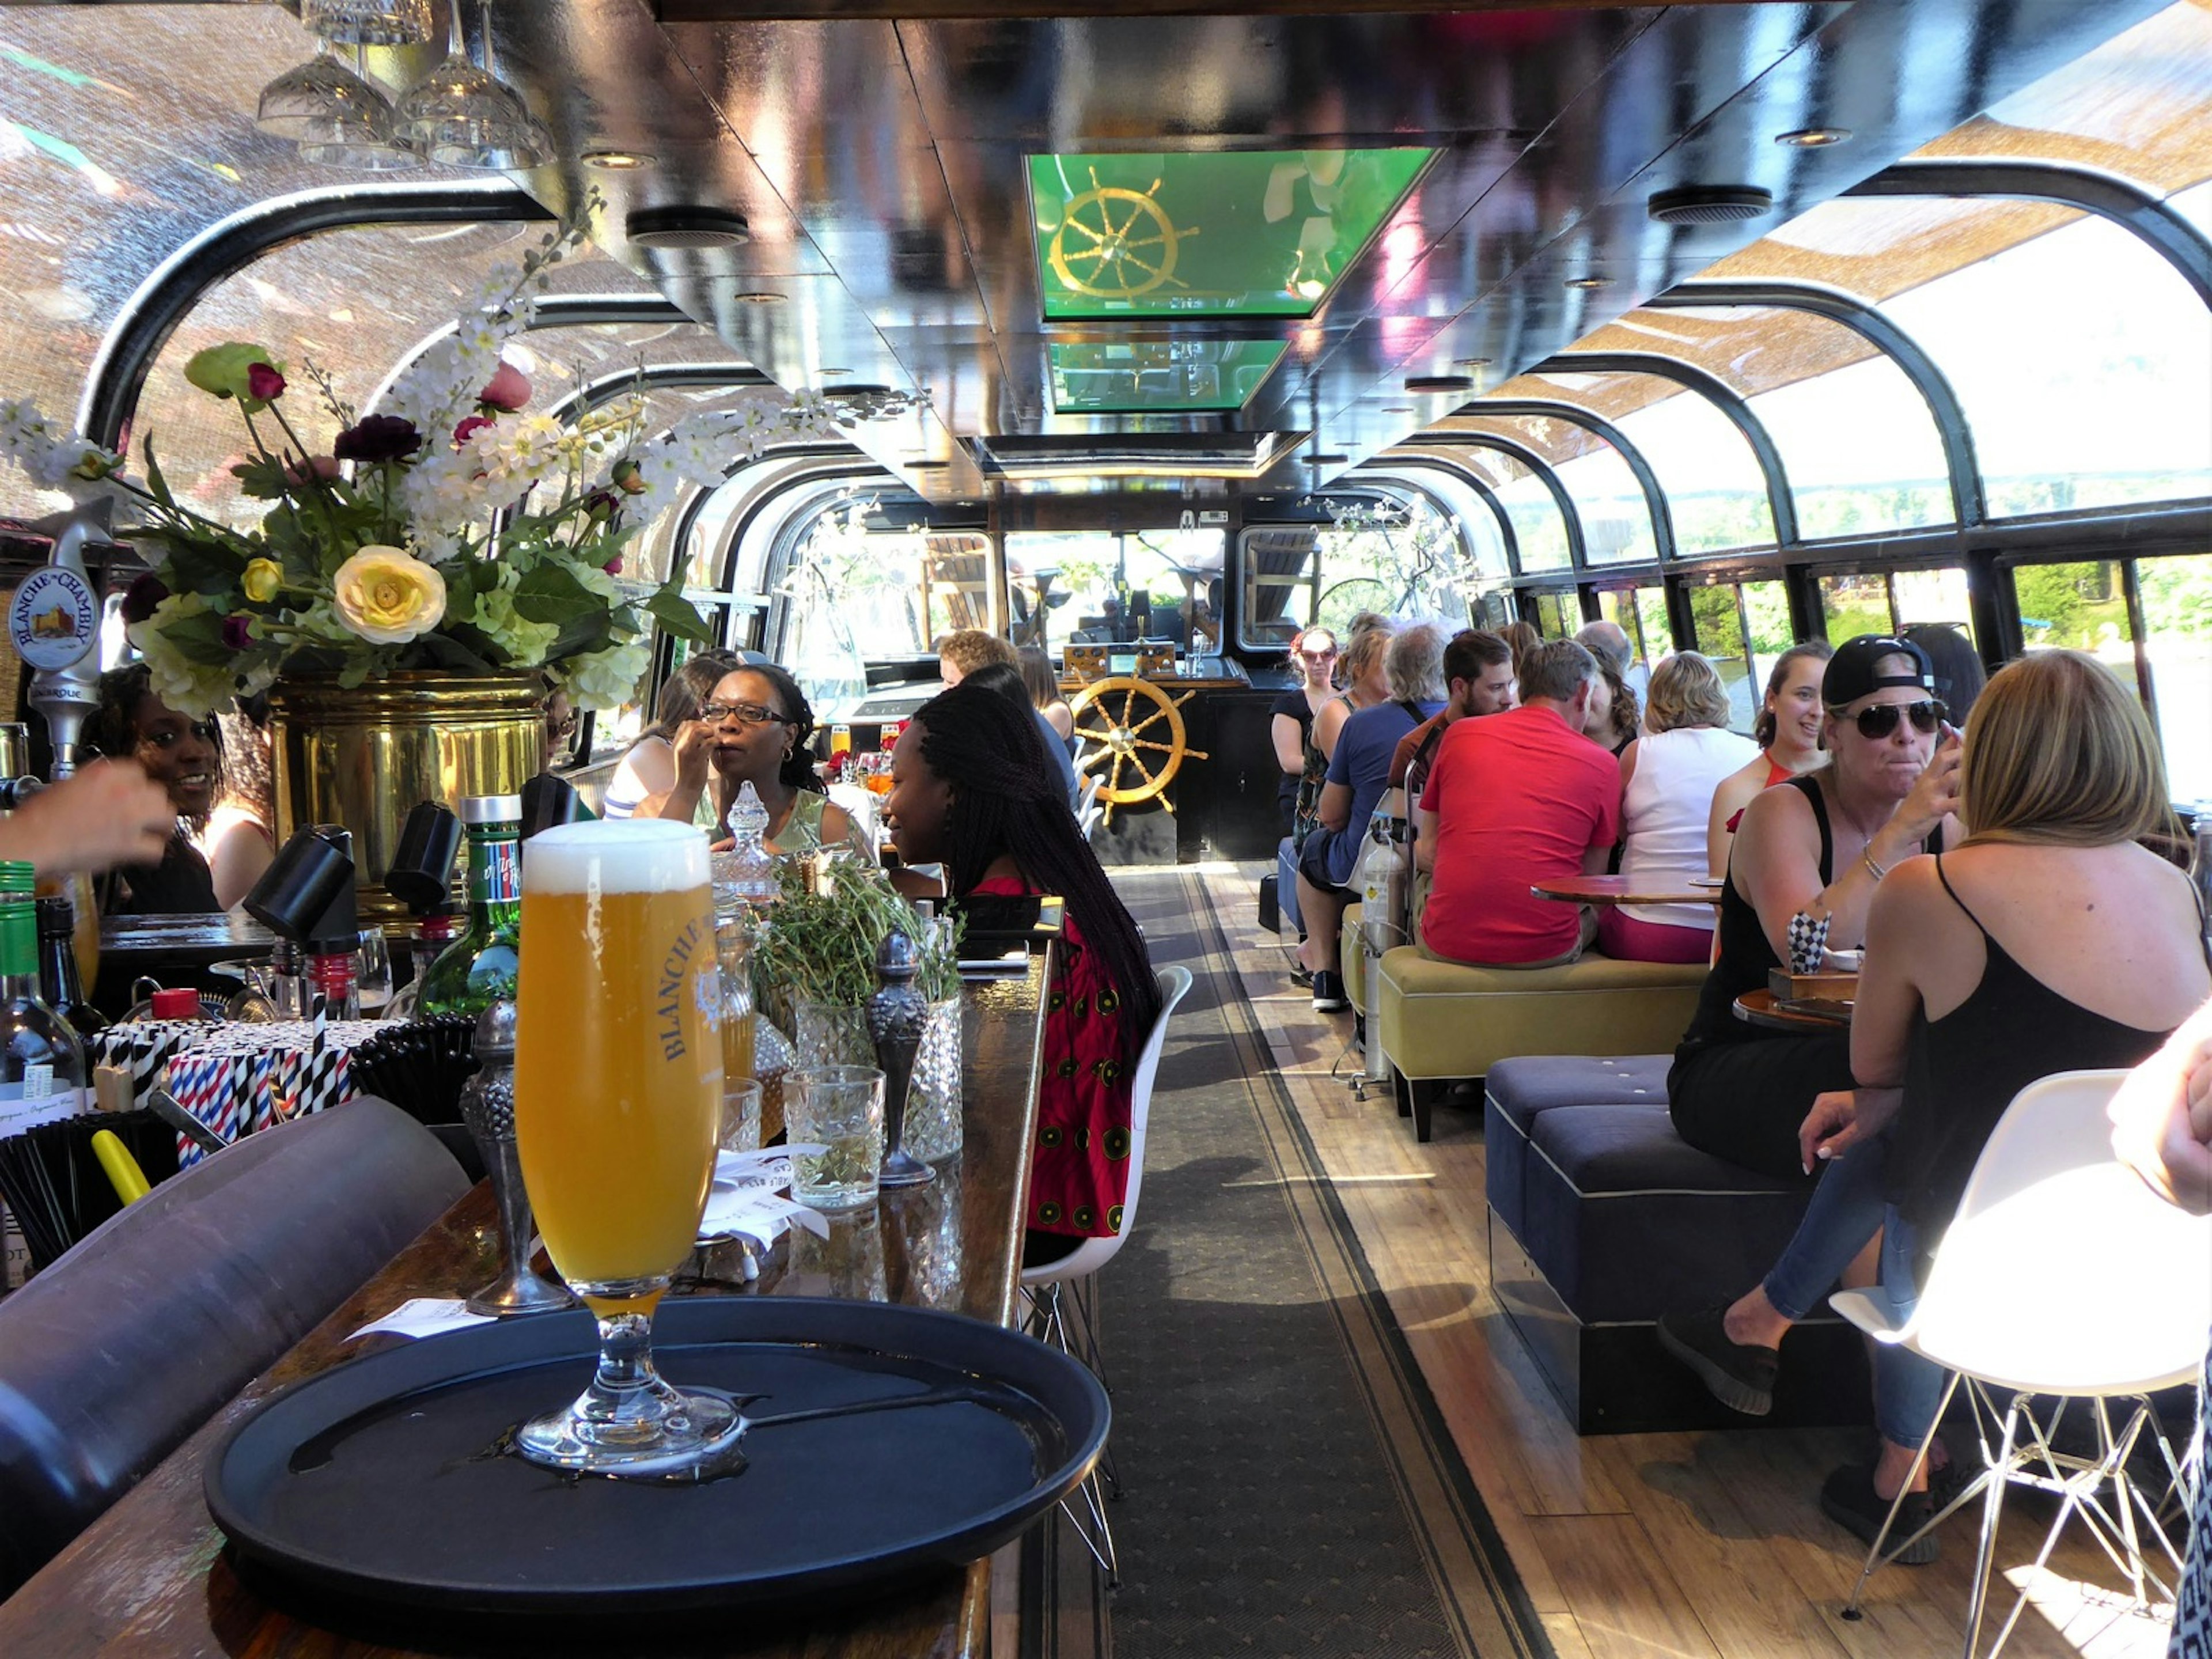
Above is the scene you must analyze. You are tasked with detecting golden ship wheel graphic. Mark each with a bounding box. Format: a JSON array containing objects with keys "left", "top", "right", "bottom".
[
  {"left": 1069, "top": 676, "right": 1209, "bottom": 824},
  {"left": 1047, "top": 169, "right": 1198, "bottom": 301}
]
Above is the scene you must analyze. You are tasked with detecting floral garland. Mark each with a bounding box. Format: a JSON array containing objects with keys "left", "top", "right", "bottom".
[{"left": 0, "top": 209, "right": 859, "bottom": 716}]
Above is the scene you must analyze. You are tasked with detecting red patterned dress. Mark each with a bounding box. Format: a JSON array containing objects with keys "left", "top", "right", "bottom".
[{"left": 972, "top": 876, "right": 1136, "bottom": 1238}]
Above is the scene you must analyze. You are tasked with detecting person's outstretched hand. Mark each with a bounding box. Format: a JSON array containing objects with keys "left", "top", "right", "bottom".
[
  {"left": 2111, "top": 999, "right": 2212, "bottom": 1215},
  {"left": 1, "top": 761, "right": 175, "bottom": 876}
]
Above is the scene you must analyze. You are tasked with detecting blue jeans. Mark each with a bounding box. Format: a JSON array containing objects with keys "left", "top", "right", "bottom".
[{"left": 1758, "top": 1130, "right": 1949, "bottom": 1450}]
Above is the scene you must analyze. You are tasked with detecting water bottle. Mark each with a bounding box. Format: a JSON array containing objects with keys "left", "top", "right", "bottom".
[{"left": 722, "top": 781, "right": 779, "bottom": 908}]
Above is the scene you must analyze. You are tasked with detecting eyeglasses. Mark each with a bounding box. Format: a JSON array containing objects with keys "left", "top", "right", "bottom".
[
  {"left": 701, "top": 700, "right": 791, "bottom": 728},
  {"left": 1849, "top": 699, "right": 1945, "bottom": 740}
]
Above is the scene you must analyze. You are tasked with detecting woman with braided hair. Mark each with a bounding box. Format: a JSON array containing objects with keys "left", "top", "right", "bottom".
[{"left": 885, "top": 681, "right": 1164, "bottom": 1266}]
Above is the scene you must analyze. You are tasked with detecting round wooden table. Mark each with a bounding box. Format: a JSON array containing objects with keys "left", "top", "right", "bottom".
[
  {"left": 1528, "top": 874, "right": 1723, "bottom": 907},
  {"left": 1734, "top": 988, "right": 1854, "bottom": 1032}
]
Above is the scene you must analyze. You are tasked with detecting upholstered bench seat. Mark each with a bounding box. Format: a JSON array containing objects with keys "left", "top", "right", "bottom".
[
  {"left": 1373, "top": 946, "right": 1705, "bottom": 1140},
  {"left": 1482, "top": 1057, "right": 1869, "bottom": 1434}
]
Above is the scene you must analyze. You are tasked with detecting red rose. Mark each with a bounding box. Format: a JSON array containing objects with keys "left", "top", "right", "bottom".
[
  {"left": 221, "top": 614, "right": 255, "bottom": 652},
  {"left": 121, "top": 573, "right": 169, "bottom": 626},
  {"left": 245, "top": 362, "right": 286, "bottom": 401},
  {"left": 453, "top": 414, "right": 495, "bottom": 448},
  {"left": 603, "top": 555, "right": 624, "bottom": 575},
  {"left": 478, "top": 361, "right": 531, "bottom": 412},
  {"left": 334, "top": 415, "right": 423, "bottom": 463}
]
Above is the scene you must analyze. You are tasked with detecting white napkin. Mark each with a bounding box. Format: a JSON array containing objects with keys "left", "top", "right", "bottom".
[
  {"left": 348, "top": 1297, "right": 498, "bottom": 1343},
  {"left": 698, "top": 1149, "right": 830, "bottom": 1248}
]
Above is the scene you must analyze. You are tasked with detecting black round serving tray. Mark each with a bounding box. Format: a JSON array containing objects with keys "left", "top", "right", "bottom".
[{"left": 206, "top": 1297, "right": 1108, "bottom": 1620}]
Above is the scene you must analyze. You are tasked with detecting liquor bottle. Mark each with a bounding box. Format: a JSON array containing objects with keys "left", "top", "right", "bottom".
[
  {"left": 35, "top": 896, "right": 104, "bottom": 1036},
  {"left": 418, "top": 795, "right": 523, "bottom": 1020},
  {"left": 0, "top": 862, "right": 86, "bottom": 1118},
  {"left": 721, "top": 781, "right": 779, "bottom": 911}
]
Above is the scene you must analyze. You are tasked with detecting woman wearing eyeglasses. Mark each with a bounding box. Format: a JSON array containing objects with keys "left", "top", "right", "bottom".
[
  {"left": 1666, "top": 636, "right": 1961, "bottom": 1182},
  {"left": 646, "top": 662, "right": 854, "bottom": 853},
  {"left": 89, "top": 664, "right": 223, "bottom": 916},
  {"left": 1271, "top": 627, "right": 1338, "bottom": 834},
  {"left": 1662, "top": 650, "right": 2205, "bottom": 1559}
]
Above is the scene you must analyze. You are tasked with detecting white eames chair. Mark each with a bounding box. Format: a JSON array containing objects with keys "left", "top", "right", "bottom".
[
  {"left": 1020, "top": 964, "right": 1192, "bottom": 1589},
  {"left": 1830, "top": 1069, "right": 2210, "bottom": 1658}
]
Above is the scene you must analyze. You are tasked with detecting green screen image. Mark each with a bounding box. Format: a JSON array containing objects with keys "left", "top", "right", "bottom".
[
  {"left": 1028, "top": 149, "right": 1434, "bottom": 320},
  {"left": 1047, "top": 340, "right": 1288, "bottom": 412}
]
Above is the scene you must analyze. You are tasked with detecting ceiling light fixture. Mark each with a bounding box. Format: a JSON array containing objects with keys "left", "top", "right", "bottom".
[
  {"left": 1455, "top": 356, "right": 1493, "bottom": 368},
  {"left": 1775, "top": 127, "right": 1852, "bottom": 147},
  {"left": 625, "top": 206, "right": 751, "bottom": 250},
  {"left": 1404, "top": 374, "right": 1475, "bottom": 394},
  {"left": 1381, "top": 406, "right": 1415, "bottom": 415},
  {"left": 730, "top": 290, "right": 786, "bottom": 305},
  {"left": 1565, "top": 275, "right": 1612, "bottom": 291},
  {"left": 581, "top": 149, "right": 653, "bottom": 171},
  {"left": 1648, "top": 184, "right": 1775, "bottom": 225}
]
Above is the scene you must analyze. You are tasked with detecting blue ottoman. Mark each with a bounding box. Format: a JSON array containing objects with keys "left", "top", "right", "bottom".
[{"left": 1483, "top": 1057, "right": 1871, "bottom": 1434}]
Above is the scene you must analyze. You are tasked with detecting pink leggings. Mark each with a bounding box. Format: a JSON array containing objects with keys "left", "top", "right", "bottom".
[{"left": 1594, "top": 909, "right": 1714, "bottom": 964}]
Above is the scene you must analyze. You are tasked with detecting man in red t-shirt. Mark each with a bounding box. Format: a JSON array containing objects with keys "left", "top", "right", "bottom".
[{"left": 1415, "top": 639, "right": 1621, "bottom": 967}]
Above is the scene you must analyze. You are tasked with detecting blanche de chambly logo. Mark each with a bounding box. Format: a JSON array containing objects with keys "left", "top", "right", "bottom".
[{"left": 8, "top": 566, "right": 97, "bottom": 671}]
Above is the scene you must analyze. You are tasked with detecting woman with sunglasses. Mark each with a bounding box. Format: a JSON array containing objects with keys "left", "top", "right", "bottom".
[
  {"left": 1271, "top": 627, "right": 1339, "bottom": 834},
  {"left": 88, "top": 664, "right": 223, "bottom": 915},
  {"left": 1662, "top": 650, "right": 2205, "bottom": 1558},
  {"left": 647, "top": 662, "right": 853, "bottom": 853},
  {"left": 1666, "top": 636, "right": 1961, "bottom": 1182}
]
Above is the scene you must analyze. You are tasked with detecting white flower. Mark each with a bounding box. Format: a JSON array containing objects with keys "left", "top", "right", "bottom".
[
  {"left": 556, "top": 639, "right": 650, "bottom": 712},
  {"left": 126, "top": 594, "right": 241, "bottom": 717}
]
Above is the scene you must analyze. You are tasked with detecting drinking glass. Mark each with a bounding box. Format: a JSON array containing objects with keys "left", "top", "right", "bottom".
[
  {"left": 510, "top": 819, "right": 740, "bottom": 1478},
  {"left": 785, "top": 1066, "right": 887, "bottom": 1212},
  {"left": 719, "top": 1077, "right": 763, "bottom": 1156},
  {"left": 355, "top": 927, "right": 393, "bottom": 1018}
]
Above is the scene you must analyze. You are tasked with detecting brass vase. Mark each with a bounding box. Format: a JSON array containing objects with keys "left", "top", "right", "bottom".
[{"left": 267, "top": 672, "right": 546, "bottom": 928}]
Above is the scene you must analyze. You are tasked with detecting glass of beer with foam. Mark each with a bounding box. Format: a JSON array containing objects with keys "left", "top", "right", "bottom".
[{"left": 511, "top": 819, "right": 741, "bottom": 1478}]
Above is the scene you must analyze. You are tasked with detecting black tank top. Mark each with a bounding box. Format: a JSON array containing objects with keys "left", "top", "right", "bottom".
[
  {"left": 1889, "top": 855, "right": 2205, "bottom": 1232},
  {"left": 1679, "top": 773, "right": 1936, "bottom": 1051}
]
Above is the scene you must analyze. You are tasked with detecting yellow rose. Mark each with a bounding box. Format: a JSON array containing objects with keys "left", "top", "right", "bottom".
[
  {"left": 241, "top": 557, "right": 283, "bottom": 604},
  {"left": 331, "top": 546, "right": 446, "bottom": 645}
]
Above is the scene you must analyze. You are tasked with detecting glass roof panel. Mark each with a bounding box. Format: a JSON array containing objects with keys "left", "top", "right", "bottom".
[
  {"left": 2173, "top": 177, "right": 2212, "bottom": 241},
  {"left": 1910, "top": 1, "right": 2212, "bottom": 197},
  {"left": 1475, "top": 372, "right": 1779, "bottom": 556},
  {"left": 0, "top": 4, "right": 486, "bottom": 518},
  {"left": 1047, "top": 339, "right": 1287, "bottom": 413},
  {"left": 135, "top": 230, "right": 719, "bottom": 528},
  {"left": 1571, "top": 306, "right": 1881, "bottom": 396},
  {"left": 1445, "top": 413, "right": 1654, "bottom": 566},
  {"left": 1748, "top": 357, "right": 1954, "bottom": 537},
  {"left": 1703, "top": 195, "right": 2083, "bottom": 304},
  {"left": 1027, "top": 149, "right": 1433, "bottom": 320},
  {"left": 1877, "top": 210, "right": 2212, "bottom": 515}
]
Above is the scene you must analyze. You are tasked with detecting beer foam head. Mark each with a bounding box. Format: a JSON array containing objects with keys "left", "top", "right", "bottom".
[{"left": 522, "top": 819, "right": 711, "bottom": 895}]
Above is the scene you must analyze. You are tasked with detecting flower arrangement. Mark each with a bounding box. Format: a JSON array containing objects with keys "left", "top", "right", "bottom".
[{"left": 0, "top": 210, "right": 858, "bottom": 715}]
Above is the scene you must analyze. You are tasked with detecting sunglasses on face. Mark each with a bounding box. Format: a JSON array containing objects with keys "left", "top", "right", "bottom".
[
  {"left": 701, "top": 700, "right": 791, "bottom": 728},
  {"left": 1848, "top": 699, "right": 1946, "bottom": 740},
  {"left": 1298, "top": 648, "right": 1337, "bottom": 662}
]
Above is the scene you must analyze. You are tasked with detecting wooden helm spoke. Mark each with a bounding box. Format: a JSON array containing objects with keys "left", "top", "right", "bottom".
[{"left": 1059, "top": 674, "right": 1197, "bottom": 808}]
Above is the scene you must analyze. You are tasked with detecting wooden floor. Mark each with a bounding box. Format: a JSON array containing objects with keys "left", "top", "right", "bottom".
[{"left": 1196, "top": 861, "right": 2180, "bottom": 1659}]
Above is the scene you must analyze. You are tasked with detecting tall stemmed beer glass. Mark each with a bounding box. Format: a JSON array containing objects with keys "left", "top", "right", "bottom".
[{"left": 511, "top": 820, "right": 737, "bottom": 1476}]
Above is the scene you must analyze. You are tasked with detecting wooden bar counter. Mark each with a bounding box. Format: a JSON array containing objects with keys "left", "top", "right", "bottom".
[{"left": 0, "top": 957, "right": 1050, "bottom": 1657}]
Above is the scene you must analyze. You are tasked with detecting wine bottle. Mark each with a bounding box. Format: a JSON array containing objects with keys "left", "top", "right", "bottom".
[
  {"left": 418, "top": 796, "right": 522, "bottom": 1020},
  {"left": 0, "top": 862, "right": 85, "bottom": 1122},
  {"left": 35, "top": 895, "right": 104, "bottom": 1036}
]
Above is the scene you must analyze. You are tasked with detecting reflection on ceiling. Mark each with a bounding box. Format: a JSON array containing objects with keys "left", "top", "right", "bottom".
[{"left": 0, "top": 0, "right": 2203, "bottom": 517}]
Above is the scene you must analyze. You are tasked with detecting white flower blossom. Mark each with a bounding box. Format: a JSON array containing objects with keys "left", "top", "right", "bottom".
[{"left": 556, "top": 638, "right": 651, "bottom": 713}]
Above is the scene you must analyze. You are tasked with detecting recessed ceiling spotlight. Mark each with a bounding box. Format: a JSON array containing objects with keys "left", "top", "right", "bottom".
[
  {"left": 1381, "top": 406, "right": 1415, "bottom": 415},
  {"left": 1454, "top": 356, "right": 1493, "bottom": 368},
  {"left": 624, "top": 206, "right": 750, "bottom": 250},
  {"left": 817, "top": 367, "right": 852, "bottom": 376},
  {"left": 730, "top": 290, "right": 785, "bottom": 305},
  {"left": 1649, "top": 184, "right": 1775, "bottom": 225},
  {"left": 1775, "top": 126, "right": 1852, "bottom": 147},
  {"left": 1565, "top": 275, "right": 1612, "bottom": 291},
  {"left": 581, "top": 149, "right": 653, "bottom": 171},
  {"left": 1404, "top": 374, "right": 1475, "bottom": 394}
]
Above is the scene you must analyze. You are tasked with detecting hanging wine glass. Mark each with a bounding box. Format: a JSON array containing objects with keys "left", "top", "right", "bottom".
[
  {"left": 396, "top": 0, "right": 551, "bottom": 171},
  {"left": 302, "top": 0, "right": 433, "bottom": 48},
  {"left": 256, "top": 40, "right": 398, "bottom": 147}
]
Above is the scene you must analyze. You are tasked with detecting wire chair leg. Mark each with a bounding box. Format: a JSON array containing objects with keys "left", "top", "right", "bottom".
[
  {"left": 1845, "top": 1370, "right": 1960, "bottom": 1616},
  {"left": 1960, "top": 1392, "right": 2028, "bottom": 1659}
]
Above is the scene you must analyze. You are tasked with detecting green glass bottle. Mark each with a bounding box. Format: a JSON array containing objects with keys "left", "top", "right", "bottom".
[
  {"left": 418, "top": 796, "right": 522, "bottom": 1020},
  {"left": 0, "top": 861, "right": 86, "bottom": 1121}
]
